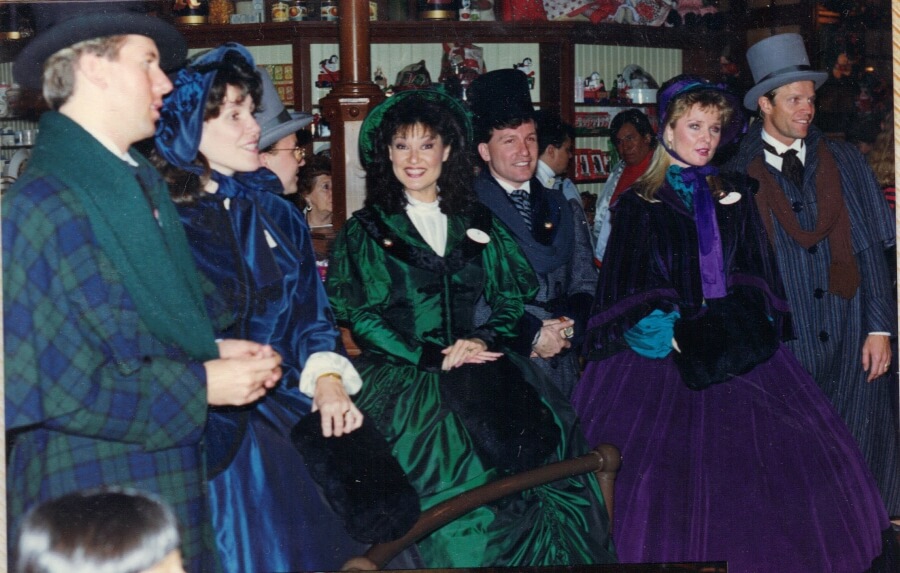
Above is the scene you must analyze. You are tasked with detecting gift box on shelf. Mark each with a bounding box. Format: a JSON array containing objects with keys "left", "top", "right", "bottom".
[
  {"left": 574, "top": 111, "right": 611, "bottom": 135},
  {"left": 261, "top": 63, "right": 294, "bottom": 106},
  {"left": 574, "top": 148, "right": 609, "bottom": 181}
]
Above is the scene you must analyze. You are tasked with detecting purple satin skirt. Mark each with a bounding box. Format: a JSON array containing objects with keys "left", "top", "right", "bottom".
[{"left": 572, "top": 345, "right": 889, "bottom": 573}]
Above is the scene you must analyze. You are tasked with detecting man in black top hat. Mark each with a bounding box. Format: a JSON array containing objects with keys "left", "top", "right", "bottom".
[
  {"left": 3, "top": 4, "right": 282, "bottom": 572},
  {"left": 470, "top": 69, "right": 597, "bottom": 399},
  {"left": 726, "top": 33, "right": 900, "bottom": 518}
]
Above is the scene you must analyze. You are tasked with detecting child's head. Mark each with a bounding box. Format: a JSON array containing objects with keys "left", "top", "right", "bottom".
[{"left": 16, "top": 488, "right": 183, "bottom": 573}]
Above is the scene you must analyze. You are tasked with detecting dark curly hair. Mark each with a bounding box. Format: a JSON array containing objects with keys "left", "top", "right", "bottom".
[
  {"left": 151, "top": 49, "right": 263, "bottom": 204},
  {"left": 289, "top": 154, "right": 331, "bottom": 212},
  {"left": 609, "top": 108, "right": 657, "bottom": 149},
  {"left": 364, "top": 92, "right": 475, "bottom": 216}
]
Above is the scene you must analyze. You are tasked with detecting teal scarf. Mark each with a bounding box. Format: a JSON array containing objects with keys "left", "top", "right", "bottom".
[{"left": 25, "top": 111, "right": 219, "bottom": 361}]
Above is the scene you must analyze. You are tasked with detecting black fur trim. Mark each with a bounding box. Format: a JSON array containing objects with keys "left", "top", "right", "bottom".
[
  {"left": 418, "top": 341, "right": 446, "bottom": 373},
  {"left": 673, "top": 294, "right": 779, "bottom": 390},
  {"left": 353, "top": 204, "right": 493, "bottom": 275},
  {"left": 439, "top": 355, "right": 559, "bottom": 474},
  {"left": 290, "top": 413, "right": 420, "bottom": 543}
]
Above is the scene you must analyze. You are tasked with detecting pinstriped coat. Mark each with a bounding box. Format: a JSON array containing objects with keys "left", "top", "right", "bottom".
[
  {"left": 3, "top": 117, "right": 218, "bottom": 573},
  {"left": 726, "top": 122, "right": 900, "bottom": 514}
]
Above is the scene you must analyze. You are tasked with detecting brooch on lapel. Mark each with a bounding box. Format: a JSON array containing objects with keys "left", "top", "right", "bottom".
[
  {"left": 708, "top": 175, "right": 742, "bottom": 205},
  {"left": 718, "top": 192, "right": 742, "bottom": 205},
  {"left": 466, "top": 228, "right": 490, "bottom": 244}
]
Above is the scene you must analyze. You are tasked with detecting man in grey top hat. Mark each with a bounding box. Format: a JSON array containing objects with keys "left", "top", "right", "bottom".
[
  {"left": 469, "top": 69, "right": 597, "bottom": 399},
  {"left": 726, "top": 33, "right": 900, "bottom": 517},
  {"left": 3, "top": 4, "right": 282, "bottom": 572},
  {"left": 255, "top": 66, "right": 314, "bottom": 195}
]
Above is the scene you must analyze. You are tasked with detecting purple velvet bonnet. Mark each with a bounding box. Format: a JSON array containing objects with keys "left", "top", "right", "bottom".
[{"left": 657, "top": 74, "right": 745, "bottom": 153}]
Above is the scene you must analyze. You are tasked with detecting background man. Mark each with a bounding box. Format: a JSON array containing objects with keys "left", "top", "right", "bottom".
[
  {"left": 4, "top": 4, "right": 281, "bottom": 572},
  {"left": 536, "top": 113, "right": 584, "bottom": 210},
  {"left": 469, "top": 69, "right": 597, "bottom": 398},
  {"left": 592, "top": 108, "right": 655, "bottom": 264},
  {"left": 726, "top": 33, "right": 900, "bottom": 518}
]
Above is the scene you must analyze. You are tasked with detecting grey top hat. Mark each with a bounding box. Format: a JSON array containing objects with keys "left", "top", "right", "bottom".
[
  {"left": 14, "top": 2, "right": 186, "bottom": 91},
  {"left": 743, "top": 33, "right": 828, "bottom": 111},
  {"left": 256, "top": 66, "right": 314, "bottom": 150}
]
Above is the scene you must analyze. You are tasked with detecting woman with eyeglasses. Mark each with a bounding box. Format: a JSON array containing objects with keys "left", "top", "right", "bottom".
[
  {"left": 150, "top": 44, "right": 396, "bottom": 573},
  {"left": 255, "top": 66, "right": 309, "bottom": 197},
  {"left": 260, "top": 139, "right": 306, "bottom": 193}
]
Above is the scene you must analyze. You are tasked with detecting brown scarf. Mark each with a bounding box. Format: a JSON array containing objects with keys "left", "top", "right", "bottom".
[{"left": 748, "top": 143, "right": 859, "bottom": 299}]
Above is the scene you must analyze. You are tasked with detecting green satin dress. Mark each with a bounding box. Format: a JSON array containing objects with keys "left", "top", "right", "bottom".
[{"left": 327, "top": 204, "right": 616, "bottom": 568}]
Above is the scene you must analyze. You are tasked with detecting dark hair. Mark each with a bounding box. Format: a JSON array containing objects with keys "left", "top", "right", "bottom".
[
  {"left": 290, "top": 154, "right": 332, "bottom": 212},
  {"left": 298, "top": 154, "right": 332, "bottom": 197},
  {"left": 609, "top": 108, "right": 657, "bottom": 149},
  {"left": 474, "top": 116, "right": 533, "bottom": 146},
  {"left": 16, "top": 487, "right": 180, "bottom": 573},
  {"left": 365, "top": 92, "right": 475, "bottom": 216},
  {"left": 152, "top": 49, "right": 263, "bottom": 203},
  {"left": 536, "top": 112, "right": 576, "bottom": 154}
]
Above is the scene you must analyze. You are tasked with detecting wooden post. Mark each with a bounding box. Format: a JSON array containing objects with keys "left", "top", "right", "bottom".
[{"left": 318, "top": 0, "right": 385, "bottom": 229}]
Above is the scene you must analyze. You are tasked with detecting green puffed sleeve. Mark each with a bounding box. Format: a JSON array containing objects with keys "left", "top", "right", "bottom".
[
  {"left": 478, "top": 217, "right": 539, "bottom": 341},
  {"left": 327, "top": 217, "right": 425, "bottom": 365}
]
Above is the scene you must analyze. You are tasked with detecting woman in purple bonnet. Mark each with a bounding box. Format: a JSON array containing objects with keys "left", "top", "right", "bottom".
[{"left": 572, "top": 74, "right": 895, "bottom": 572}]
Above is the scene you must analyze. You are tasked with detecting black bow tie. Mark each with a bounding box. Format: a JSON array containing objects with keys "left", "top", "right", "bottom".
[{"left": 762, "top": 141, "right": 804, "bottom": 189}]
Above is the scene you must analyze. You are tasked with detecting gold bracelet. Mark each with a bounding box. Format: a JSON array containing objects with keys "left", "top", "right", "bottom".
[{"left": 318, "top": 371, "right": 343, "bottom": 381}]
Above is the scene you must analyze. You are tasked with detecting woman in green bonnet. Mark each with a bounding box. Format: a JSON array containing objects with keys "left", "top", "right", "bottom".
[{"left": 327, "top": 90, "right": 617, "bottom": 568}]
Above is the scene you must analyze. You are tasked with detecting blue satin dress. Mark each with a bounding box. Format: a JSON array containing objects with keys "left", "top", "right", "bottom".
[{"left": 177, "top": 169, "right": 367, "bottom": 573}]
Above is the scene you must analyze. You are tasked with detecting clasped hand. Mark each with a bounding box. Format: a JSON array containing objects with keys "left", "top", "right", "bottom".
[
  {"left": 441, "top": 338, "right": 503, "bottom": 371},
  {"left": 531, "top": 317, "right": 575, "bottom": 358},
  {"left": 205, "top": 339, "right": 282, "bottom": 407}
]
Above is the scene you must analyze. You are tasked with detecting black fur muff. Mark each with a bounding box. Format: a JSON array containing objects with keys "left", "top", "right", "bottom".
[{"left": 291, "top": 413, "right": 420, "bottom": 543}]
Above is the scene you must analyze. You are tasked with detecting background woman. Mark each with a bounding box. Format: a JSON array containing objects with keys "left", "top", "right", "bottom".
[
  {"left": 327, "top": 90, "right": 616, "bottom": 568},
  {"left": 153, "top": 44, "right": 370, "bottom": 573},
  {"left": 572, "top": 75, "right": 893, "bottom": 571},
  {"left": 293, "top": 154, "right": 334, "bottom": 228}
]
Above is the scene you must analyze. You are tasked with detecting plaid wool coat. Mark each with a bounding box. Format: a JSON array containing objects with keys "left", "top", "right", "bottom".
[{"left": 3, "top": 112, "right": 219, "bottom": 573}]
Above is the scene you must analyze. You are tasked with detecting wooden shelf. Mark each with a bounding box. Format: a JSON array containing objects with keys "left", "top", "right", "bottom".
[
  {"left": 177, "top": 20, "right": 727, "bottom": 48},
  {"left": 174, "top": 17, "right": 731, "bottom": 222}
]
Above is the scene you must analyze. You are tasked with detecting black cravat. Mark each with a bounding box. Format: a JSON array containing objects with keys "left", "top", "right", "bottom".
[{"left": 762, "top": 141, "right": 804, "bottom": 189}]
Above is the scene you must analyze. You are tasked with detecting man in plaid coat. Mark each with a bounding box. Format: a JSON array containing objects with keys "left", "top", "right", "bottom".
[{"left": 3, "top": 5, "right": 282, "bottom": 572}]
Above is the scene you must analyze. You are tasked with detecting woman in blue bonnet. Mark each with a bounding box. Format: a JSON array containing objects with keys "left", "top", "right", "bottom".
[
  {"left": 572, "top": 75, "right": 894, "bottom": 572},
  {"left": 152, "top": 43, "right": 418, "bottom": 572}
]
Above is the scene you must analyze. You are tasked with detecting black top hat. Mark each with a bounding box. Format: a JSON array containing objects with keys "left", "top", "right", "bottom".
[
  {"left": 467, "top": 69, "right": 535, "bottom": 140},
  {"left": 14, "top": 2, "right": 187, "bottom": 91}
]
